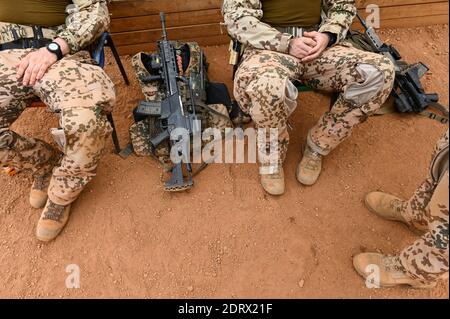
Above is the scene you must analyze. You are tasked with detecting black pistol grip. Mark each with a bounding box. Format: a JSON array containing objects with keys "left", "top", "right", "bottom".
[
  {"left": 390, "top": 46, "right": 402, "bottom": 60},
  {"left": 150, "top": 130, "right": 170, "bottom": 148}
]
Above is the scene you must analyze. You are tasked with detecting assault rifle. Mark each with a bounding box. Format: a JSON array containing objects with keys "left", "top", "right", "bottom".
[
  {"left": 135, "top": 12, "right": 201, "bottom": 192},
  {"left": 357, "top": 13, "right": 448, "bottom": 123}
]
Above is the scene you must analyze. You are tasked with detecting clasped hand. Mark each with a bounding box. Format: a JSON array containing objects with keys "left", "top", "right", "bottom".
[{"left": 289, "top": 31, "right": 330, "bottom": 62}]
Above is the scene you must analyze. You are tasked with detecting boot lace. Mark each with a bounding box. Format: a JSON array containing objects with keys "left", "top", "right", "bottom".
[
  {"left": 43, "top": 201, "right": 66, "bottom": 222},
  {"left": 304, "top": 149, "right": 322, "bottom": 170},
  {"left": 33, "top": 174, "right": 51, "bottom": 191},
  {"left": 382, "top": 256, "right": 405, "bottom": 273},
  {"left": 389, "top": 199, "right": 405, "bottom": 213}
]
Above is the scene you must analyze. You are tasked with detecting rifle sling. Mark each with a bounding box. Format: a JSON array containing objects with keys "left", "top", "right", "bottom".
[
  {"left": 419, "top": 111, "right": 448, "bottom": 124},
  {"left": 428, "top": 102, "right": 449, "bottom": 118},
  {"left": 375, "top": 103, "right": 396, "bottom": 115},
  {"left": 420, "top": 102, "right": 449, "bottom": 124},
  {"left": 376, "top": 101, "right": 448, "bottom": 124},
  {"left": 195, "top": 102, "right": 231, "bottom": 121}
]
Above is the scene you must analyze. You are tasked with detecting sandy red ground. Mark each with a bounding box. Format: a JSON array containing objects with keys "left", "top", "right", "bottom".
[{"left": 0, "top": 25, "right": 448, "bottom": 298}]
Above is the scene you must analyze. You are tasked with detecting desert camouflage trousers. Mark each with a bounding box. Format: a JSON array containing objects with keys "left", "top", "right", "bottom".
[
  {"left": 234, "top": 44, "right": 395, "bottom": 167},
  {"left": 0, "top": 49, "right": 115, "bottom": 206},
  {"left": 400, "top": 130, "right": 449, "bottom": 284}
]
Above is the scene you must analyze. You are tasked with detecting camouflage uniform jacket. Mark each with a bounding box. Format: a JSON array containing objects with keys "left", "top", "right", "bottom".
[
  {"left": 0, "top": 0, "right": 111, "bottom": 54},
  {"left": 222, "top": 0, "right": 357, "bottom": 53}
]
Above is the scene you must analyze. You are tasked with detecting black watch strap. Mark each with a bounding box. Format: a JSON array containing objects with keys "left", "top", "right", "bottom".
[
  {"left": 47, "top": 42, "right": 63, "bottom": 60},
  {"left": 324, "top": 32, "right": 338, "bottom": 47}
]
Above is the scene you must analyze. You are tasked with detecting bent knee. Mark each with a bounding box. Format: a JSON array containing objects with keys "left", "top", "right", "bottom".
[
  {"left": 38, "top": 62, "right": 116, "bottom": 113},
  {"left": 245, "top": 73, "right": 298, "bottom": 126},
  {"left": 90, "top": 67, "right": 116, "bottom": 113},
  {"left": 245, "top": 70, "right": 287, "bottom": 99},
  {"left": 61, "top": 107, "right": 112, "bottom": 147},
  {"left": 344, "top": 56, "right": 394, "bottom": 107},
  {"left": 242, "top": 70, "right": 298, "bottom": 109},
  {"left": 377, "top": 55, "right": 396, "bottom": 87}
]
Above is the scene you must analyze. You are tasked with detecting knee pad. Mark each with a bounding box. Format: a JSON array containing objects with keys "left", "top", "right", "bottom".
[
  {"left": 284, "top": 79, "right": 299, "bottom": 116},
  {"left": 0, "top": 130, "right": 15, "bottom": 150},
  {"left": 343, "top": 63, "right": 385, "bottom": 107}
]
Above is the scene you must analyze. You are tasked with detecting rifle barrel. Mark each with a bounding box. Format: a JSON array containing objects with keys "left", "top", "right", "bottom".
[
  {"left": 160, "top": 12, "right": 168, "bottom": 40},
  {"left": 356, "top": 13, "right": 368, "bottom": 30}
]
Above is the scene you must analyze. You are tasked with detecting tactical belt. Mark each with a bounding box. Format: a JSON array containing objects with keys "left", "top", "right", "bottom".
[
  {"left": 275, "top": 24, "right": 319, "bottom": 38},
  {"left": 0, "top": 24, "right": 55, "bottom": 50},
  {"left": 276, "top": 27, "right": 305, "bottom": 38},
  {"left": 0, "top": 38, "right": 52, "bottom": 51}
]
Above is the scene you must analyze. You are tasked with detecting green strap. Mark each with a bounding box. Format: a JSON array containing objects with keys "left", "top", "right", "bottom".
[
  {"left": 196, "top": 102, "right": 232, "bottom": 121},
  {"left": 421, "top": 102, "right": 449, "bottom": 124},
  {"left": 375, "top": 103, "right": 396, "bottom": 115},
  {"left": 420, "top": 110, "right": 448, "bottom": 124},
  {"left": 428, "top": 102, "right": 449, "bottom": 117},
  {"left": 376, "top": 101, "right": 449, "bottom": 124}
]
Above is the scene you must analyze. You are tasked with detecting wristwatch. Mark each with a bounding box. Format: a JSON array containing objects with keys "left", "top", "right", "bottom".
[
  {"left": 46, "top": 42, "right": 63, "bottom": 60},
  {"left": 324, "top": 32, "right": 338, "bottom": 47}
]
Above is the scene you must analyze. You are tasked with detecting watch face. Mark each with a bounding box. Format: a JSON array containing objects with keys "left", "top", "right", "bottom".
[{"left": 48, "top": 43, "right": 59, "bottom": 51}]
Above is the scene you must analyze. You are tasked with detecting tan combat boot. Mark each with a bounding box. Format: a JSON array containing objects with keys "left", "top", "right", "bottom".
[
  {"left": 353, "top": 253, "right": 437, "bottom": 289},
  {"left": 29, "top": 173, "right": 52, "bottom": 209},
  {"left": 260, "top": 166, "right": 285, "bottom": 196},
  {"left": 36, "top": 199, "right": 71, "bottom": 242},
  {"left": 365, "top": 192, "right": 425, "bottom": 234},
  {"left": 296, "top": 144, "right": 322, "bottom": 186},
  {"left": 365, "top": 192, "right": 407, "bottom": 221}
]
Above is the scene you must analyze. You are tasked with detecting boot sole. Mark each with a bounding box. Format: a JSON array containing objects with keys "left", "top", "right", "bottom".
[
  {"left": 36, "top": 228, "right": 63, "bottom": 242},
  {"left": 264, "top": 192, "right": 284, "bottom": 196},
  {"left": 261, "top": 182, "right": 285, "bottom": 196}
]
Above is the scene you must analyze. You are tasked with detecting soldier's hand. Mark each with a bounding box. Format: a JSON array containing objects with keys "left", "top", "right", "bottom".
[
  {"left": 16, "top": 48, "right": 58, "bottom": 86},
  {"left": 301, "top": 32, "right": 330, "bottom": 62},
  {"left": 288, "top": 37, "right": 317, "bottom": 59},
  {"left": 16, "top": 38, "right": 70, "bottom": 86}
]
